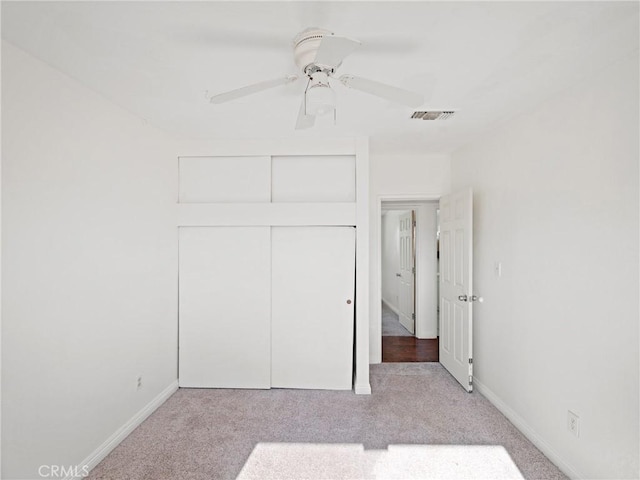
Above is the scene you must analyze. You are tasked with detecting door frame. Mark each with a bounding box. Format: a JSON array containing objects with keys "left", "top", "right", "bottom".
[{"left": 373, "top": 194, "right": 440, "bottom": 364}]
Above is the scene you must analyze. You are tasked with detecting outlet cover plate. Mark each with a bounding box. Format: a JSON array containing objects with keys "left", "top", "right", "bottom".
[{"left": 568, "top": 410, "right": 580, "bottom": 437}]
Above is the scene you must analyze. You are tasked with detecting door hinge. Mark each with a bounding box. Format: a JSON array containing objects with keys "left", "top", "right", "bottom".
[
  {"left": 411, "top": 313, "right": 416, "bottom": 320},
  {"left": 412, "top": 267, "right": 415, "bottom": 274},
  {"left": 469, "top": 358, "right": 473, "bottom": 364}
]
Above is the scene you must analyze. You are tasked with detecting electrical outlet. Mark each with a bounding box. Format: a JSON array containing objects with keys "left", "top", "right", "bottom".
[
  {"left": 567, "top": 410, "right": 579, "bottom": 437},
  {"left": 137, "top": 376, "right": 143, "bottom": 390}
]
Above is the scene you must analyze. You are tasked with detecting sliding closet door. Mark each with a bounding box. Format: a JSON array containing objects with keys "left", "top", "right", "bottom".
[
  {"left": 179, "top": 227, "right": 271, "bottom": 388},
  {"left": 271, "top": 227, "right": 355, "bottom": 390}
]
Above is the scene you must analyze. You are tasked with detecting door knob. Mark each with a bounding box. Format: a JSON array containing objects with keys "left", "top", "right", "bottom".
[
  {"left": 396, "top": 273, "right": 402, "bottom": 277},
  {"left": 458, "top": 294, "right": 483, "bottom": 302},
  {"left": 346, "top": 299, "right": 352, "bottom": 304}
]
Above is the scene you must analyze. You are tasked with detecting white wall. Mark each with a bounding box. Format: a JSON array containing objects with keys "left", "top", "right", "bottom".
[
  {"left": 369, "top": 152, "right": 450, "bottom": 362},
  {"left": 451, "top": 52, "right": 639, "bottom": 479},
  {"left": 371, "top": 152, "right": 450, "bottom": 198},
  {"left": 2, "top": 42, "right": 179, "bottom": 479},
  {"left": 0, "top": 39, "right": 3, "bottom": 476}
]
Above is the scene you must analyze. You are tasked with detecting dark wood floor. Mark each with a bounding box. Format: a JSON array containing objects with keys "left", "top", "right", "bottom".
[{"left": 382, "top": 336, "right": 439, "bottom": 362}]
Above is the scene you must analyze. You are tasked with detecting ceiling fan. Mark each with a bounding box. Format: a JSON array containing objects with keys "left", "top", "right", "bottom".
[{"left": 207, "top": 27, "right": 425, "bottom": 129}]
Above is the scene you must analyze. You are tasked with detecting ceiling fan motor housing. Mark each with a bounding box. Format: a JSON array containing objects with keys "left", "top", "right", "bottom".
[{"left": 293, "top": 27, "right": 333, "bottom": 73}]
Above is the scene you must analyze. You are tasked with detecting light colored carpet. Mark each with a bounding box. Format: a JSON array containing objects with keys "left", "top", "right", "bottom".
[
  {"left": 381, "top": 302, "right": 412, "bottom": 336},
  {"left": 238, "top": 443, "right": 524, "bottom": 479},
  {"left": 88, "top": 363, "right": 567, "bottom": 480}
]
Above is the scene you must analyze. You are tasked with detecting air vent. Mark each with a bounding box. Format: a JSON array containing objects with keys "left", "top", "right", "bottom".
[{"left": 411, "top": 111, "right": 455, "bottom": 121}]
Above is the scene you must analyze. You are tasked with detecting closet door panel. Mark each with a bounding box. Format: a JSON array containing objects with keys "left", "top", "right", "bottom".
[
  {"left": 271, "top": 227, "right": 355, "bottom": 390},
  {"left": 179, "top": 227, "right": 271, "bottom": 388}
]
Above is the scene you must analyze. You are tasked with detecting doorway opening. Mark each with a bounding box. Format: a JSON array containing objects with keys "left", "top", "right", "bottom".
[{"left": 380, "top": 200, "right": 439, "bottom": 363}]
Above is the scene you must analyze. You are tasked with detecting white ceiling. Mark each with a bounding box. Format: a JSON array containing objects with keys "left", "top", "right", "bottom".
[{"left": 2, "top": 1, "right": 639, "bottom": 153}]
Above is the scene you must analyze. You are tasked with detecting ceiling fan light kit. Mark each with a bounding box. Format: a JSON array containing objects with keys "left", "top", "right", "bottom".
[
  {"left": 208, "top": 27, "right": 425, "bottom": 129},
  {"left": 305, "top": 72, "right": 335, "bottom": 117}
]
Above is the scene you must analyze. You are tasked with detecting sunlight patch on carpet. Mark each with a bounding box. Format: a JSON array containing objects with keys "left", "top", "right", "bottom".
[{"left": 237, "top": 443, "right": 524, "bottom": 479}]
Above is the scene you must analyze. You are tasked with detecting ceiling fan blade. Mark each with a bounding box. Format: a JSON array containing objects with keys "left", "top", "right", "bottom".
[
  {"left": 295, "top": 98, "right": 315, "bottom": 130},
  {"left": 339, "top": 74, "right": 424, "bottom": 107},
  {"left": 314, "top": 35, "right": 361, "bottom": 68},
  {"left": 209, "top": 75, "right": 298, "bottom": 104}
]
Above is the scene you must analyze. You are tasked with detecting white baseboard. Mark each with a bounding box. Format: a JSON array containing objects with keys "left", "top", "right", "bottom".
[
  {"left": 473, "top": 377, "right": 583, "bottom": 480},
  {"left": 381, "top": 298, "right": 400, "bottom": 316},
  {"left": 354, "top": 373, "right": 371, "bottom": 395},
  {"left": 415, "top": 330, "right": 437, "bottom": 340},
  {"left": 68, "top": 380, "right": 179, "bottom": 480}
]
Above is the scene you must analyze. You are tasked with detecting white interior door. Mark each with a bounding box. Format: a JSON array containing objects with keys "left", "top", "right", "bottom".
[
  {"left": 178, "top": 227, "right": 271, "bottom": 388},
  {"left": 271, "top": 227, "right": 355, "bottom": 390},
  {"left": 439, "top": 189, "right": 474, "bottom": 392},
  {"left": 398, "top": 211, "right": 416, "bottom": 334}
]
